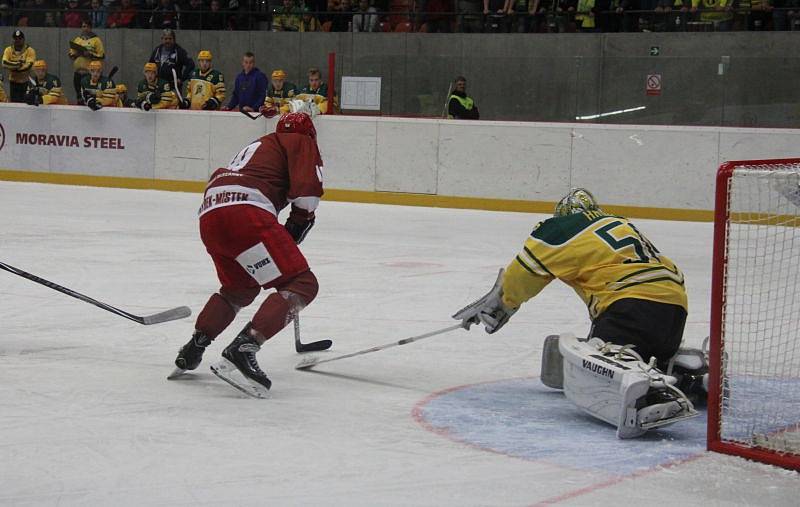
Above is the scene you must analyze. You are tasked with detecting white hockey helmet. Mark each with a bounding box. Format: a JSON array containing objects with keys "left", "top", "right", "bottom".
[{"left": 554, "top": 188, "right": 601, "bottom": 217}]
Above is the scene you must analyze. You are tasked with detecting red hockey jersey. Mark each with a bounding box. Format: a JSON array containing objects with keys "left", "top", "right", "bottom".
[{"left": 199, "top": 132, "right": 323, "bottom": 219}]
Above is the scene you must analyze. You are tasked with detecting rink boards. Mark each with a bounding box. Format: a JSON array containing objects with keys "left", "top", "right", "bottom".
[{"left": 2, "top": 103, "right": 800, "bottom": 220}]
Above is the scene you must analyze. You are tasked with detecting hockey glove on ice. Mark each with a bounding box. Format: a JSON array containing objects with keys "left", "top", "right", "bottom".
[{"left": 452, "top": 269, "right": 517, "bottom": 334}]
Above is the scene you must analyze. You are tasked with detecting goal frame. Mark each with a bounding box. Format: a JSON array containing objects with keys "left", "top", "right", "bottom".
[{"left": 708, "top": 158, "right": 800, "bottom": 471}]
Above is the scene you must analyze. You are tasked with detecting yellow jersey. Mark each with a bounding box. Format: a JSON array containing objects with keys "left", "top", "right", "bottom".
[
  {"left": 2, "top": 44, "right": 36, "bottom": 84},
  {"left": 185, "top": 68, "right": 225, "bottom": 110},
  {"left": 69, "top": 33, "right": 105, "bottom": 72},
  {"left": 502, "top": 210, "right": 687, "bottom": 319}
]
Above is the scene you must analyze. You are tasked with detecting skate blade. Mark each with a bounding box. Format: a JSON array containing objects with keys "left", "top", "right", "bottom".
[
  {"left": 167, "top": 367, "right": 187, "bottom": 380},
  {"left": 210, "top": 359, "right": 270, "bottom": 399}
]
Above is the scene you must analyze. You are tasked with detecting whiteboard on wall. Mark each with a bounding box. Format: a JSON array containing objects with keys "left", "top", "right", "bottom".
[{"left": 340, "top": 76, "right": 381, "bottom": 111}]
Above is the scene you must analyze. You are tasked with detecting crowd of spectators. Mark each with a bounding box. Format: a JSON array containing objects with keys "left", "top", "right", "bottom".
[
  {"left": 2, "top": 27, "right": 334, "bottom": 111},
  {"left": 1, "top": 0, "right": 799, "bottom": 32}
]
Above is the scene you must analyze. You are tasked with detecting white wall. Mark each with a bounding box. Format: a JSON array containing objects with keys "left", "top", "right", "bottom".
[{"left": 2, "top": 103, "right": 800, "bottom": 212}]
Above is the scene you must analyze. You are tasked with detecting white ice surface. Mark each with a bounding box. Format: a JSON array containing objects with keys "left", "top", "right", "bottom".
[{"left": 1, "top": 181, "right": 798, "bottom": 506}]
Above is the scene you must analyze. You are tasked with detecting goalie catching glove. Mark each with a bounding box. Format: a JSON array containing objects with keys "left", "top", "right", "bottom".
[{"left": 452, "top": 269, "right": 517, "bottom": 333}]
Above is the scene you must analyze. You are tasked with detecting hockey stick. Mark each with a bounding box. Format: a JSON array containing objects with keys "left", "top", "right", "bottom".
[
  {"left": 240, "top": 109, "right": 262, "bottom": 120},
  {"left": 108, "top": 65, "right": 119, "bottom": 81},
  {"left": 0, "top": 261, "right": 191, "bottom": 325},
  {"left": 294, "top": 313, "right": 332, "bottom": 353},
  {"left": 295, "top": 323, "right": 464, "bottom": 370},
  {"left": 170, "top": 68, "right": 184, "bottom": 103}
]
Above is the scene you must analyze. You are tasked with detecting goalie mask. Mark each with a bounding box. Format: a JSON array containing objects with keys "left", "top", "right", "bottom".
[
  {"left": 554, "top": 188, "right": 601, "bottom": 217},
  {"left": 276, "top": 112, "right": 317, "bottom": 140}
]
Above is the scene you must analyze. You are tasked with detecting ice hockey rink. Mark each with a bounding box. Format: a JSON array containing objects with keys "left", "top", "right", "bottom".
[{"left": 1, "top": 180, "right": 798, "bottom": 506}]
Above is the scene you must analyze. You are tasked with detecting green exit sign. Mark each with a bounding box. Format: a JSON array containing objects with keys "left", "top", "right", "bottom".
[{"left": 650, "top": 46, "right": 661, "bottom": 56}]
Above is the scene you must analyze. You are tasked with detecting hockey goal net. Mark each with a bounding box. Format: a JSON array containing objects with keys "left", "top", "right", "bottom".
[{"left": 709, "top": 159, "right": 800, "bottom": 471}]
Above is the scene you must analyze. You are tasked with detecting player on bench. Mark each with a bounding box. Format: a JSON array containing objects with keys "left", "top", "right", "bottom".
[{"left": 454, "top": 188, "right": 708, "bottom": 438}]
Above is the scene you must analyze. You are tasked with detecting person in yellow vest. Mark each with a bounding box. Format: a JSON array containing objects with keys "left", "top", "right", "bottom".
[
  {"left": 447, "top": 76, "right": 479, "bottom": 120},
  {"left": 183, "top": 50, "right": 226, "bottom": 110},
  {"left": 25, "top": 60, "right": 67, "bottom": 106},
  {"left": 80, "top": 60, "right": 117, "bottom": 111},
  {"left": 264, "top": 69, "right": 298, "bottom": 115},
  {"left": 2, "top": 30, "right": 36, "bottom": 103},
  {"left": 69, "top": 20, "right": 105, "bottom": 105},
  {"left": 575, "top": 0, "right": 597, "bottom": 30},
  {"left": 692, "top": 0, "right": 734, "bottom": 30},
  {"left": 136, "top": 62, "right": 178, "bottom": 111}
]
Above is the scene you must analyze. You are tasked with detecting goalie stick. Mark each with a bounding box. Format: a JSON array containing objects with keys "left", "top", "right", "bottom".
[
  {"left": 0, "top": 261, "right": 191, "bottom": 325},
  {"left": 295, "top": 323, "right": 464, "bottom": 370},
  {"left": 294, "top": 313, "right": 332, "bottom": 353}
]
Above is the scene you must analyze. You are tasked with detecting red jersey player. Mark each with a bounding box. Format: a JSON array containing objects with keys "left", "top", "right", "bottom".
[{"left": 172, "top": 112, "right": 324, "bottom": 397}]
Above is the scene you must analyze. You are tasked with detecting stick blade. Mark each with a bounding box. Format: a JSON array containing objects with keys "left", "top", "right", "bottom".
[
  {"left": 141, "top": 306, "right": 192, "bottom": 325},
  {"left": 295, "top": 356, "right": 320, "bottom": 370},
  {"left": 296, "top": 339, "right": 333, "bottom": 354}
]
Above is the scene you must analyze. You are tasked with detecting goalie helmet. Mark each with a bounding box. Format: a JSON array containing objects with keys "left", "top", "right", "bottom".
[
  {"left": 276, "top": 112, "right": 317, "bottom": 140},
  {"left": 554, "top": 188, "right": 601, "bottom": 217}
]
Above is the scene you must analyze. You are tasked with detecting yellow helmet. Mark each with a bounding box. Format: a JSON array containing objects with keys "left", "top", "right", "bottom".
[
  {"left": 143, "top": 62, "right": 158, "bottom": 73},
  {"left": 198, "top": 50, "right": 212, "bottom": 61},
  {"left": 116, "top": 84, "right": 128, "bottom": 93},
  {"left": 554, "top": 188, "right": 601, "bottom": 217},
  {"left": 33, "top": 59, "right": 47, "bottom": 70},
  {"left": 271, "top": 69, "right": 287, "bottom": 80},
  {"left": 88, "top": 60, "right": 103, "bottom": 71}
]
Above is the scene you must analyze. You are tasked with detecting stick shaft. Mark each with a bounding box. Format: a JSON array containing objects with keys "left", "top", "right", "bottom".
[{"left": 299, "top": 323, "right": 463, "bottom": 369}]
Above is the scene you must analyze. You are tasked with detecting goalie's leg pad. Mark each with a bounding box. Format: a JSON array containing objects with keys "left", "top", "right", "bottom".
[
  {"left": 540, "top": 334, "right": 564, "bottom": 390},
  {"left": 558, "top": 334, "right": 699, "bottom": 439}
]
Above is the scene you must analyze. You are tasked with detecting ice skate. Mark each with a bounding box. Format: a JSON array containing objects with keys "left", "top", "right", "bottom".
[
  {"left": 169, "top": 331, "right": 211, "bottom": 379},
  {"left": 210, "top": 327, "right": 271, "bottom": 398}
]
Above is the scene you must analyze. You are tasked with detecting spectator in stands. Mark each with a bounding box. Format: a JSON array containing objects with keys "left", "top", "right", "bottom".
[
  {"left": 224, "top": 51, "right": 267, "bottom": 112},
  {"left": 107, "top": 0, "right": 138, "bottom": 28},
  {"left": 62, "top": 0, "right": 86, "bottom": 28},
  {"left": 149, "top": 28, "right": 194, "bottom": 90},
  {"left": 616, "top": 0, "right": 639, "bottom": 32},
  {"left": 447, "top": 76, "right": 479, "bottom": 120},
  {"left": 555, "top": 0, "right": 577, "bottom": 31},
  {"left": 25, "top": 0, "right": 55, "bottom": 27},
  {"left": 297, "top": 66, "right": 333, "bottom": 113},
  {"left": 300, "top": 6, "right": 324, "bottom": 30},
  {"left": 352, "top": 0, "right": 379, "bottom": 30},
  {"left": 575, "top": 0, "right": 596, "bottom": 31},
  {"left": 182, "top": 0, "right": 204, "bottom": 29},
  {"left": 203, "top": 0, "right": 227, "bottom": 29},
  {"left": 327, "top": 0, "right": 352, "bottom": 30},
  {"left": 88, "top": 0, "right": 107, "bottom": 27},
  {"left": 25, "top": 59, "right": 66, "bottom": 105},
  {"left": 0, "top": 3, "right": 10, "bottom": 28},
  {"left": 424, "top": 0, "right": 454, "bottom": 31},
  {"left": 747, "top": 0, "right": 772, "bottom": 30},
  {"left": 150, "top": 0, "right": 181, "bottom": 29},
  {"left": 2, "top": 29, "right": 36, "bottom": 103},
  {"left": 773, "top": 0, "right": 800, "bottom": 30},
  {"left": 273, "top": 0, "right": 303, "bottom": 30},
  {"left": 69, "top": 20, "right": 105, "bottom": 105},
  {"left": 484, "top": 0, "right": 511, "bottom": 32},
  {"left": 458, "top": 0, "right": 484, "bottom": 32},
  {"left": 695, "top": 0, "right": 734, "bottom": 31}
]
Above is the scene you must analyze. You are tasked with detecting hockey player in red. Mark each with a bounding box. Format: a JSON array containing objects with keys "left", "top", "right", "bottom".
[{"left": 173, "top": 111, "right": 323, "bottom": 397}]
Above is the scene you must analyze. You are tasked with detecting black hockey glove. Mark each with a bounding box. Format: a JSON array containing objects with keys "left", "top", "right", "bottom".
[
  {"left": 180, "top": 98, "right": 191, "bottom": 109},
  {"left": 25, "top": 91, "right": 40, "bottom": 106},
  {"left": 203, "top": 98, "right": 219, "bottom": 110},
  {"left": 284, "top": 215, "right": 315, "bottom": 245},
  {"left": 87, "top": 96, "right": 103, "bottom": 111}
]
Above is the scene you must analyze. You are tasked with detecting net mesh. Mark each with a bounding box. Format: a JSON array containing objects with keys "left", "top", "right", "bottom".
[{"left": 721, "top": 164, "right": 800, "bottom": 456}]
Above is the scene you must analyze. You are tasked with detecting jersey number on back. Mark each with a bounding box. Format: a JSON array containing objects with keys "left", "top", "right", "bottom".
[
  {"left": 595, "top": 220, "right": 660, "bottom": 264},
  {"left": 227, "top": 141, "right": 261, "bottom": 171}
]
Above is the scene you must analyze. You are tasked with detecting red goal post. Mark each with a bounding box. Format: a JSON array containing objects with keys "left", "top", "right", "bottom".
[{"left": 708, "top": 158, "right": 800, "bottom": 471}]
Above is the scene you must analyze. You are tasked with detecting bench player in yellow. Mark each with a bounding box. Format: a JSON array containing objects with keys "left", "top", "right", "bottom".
[
  {"left": 135, "top": 62, "right": 177, "bottom": 111},
  {"left": 80, "top": 60, "right": 116, "bottom": 111},
  {"left": 25, "top": 60, "right": 67, "bottom": 106},
  {"left": 183, "top": 50, "right": 225, "bottom": 110},
  {"left": 454, "top": 188, "right": 708, "bottom": 439}
]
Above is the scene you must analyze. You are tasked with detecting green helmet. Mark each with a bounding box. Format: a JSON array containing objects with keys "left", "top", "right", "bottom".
[{"left": 554, "top": 188, "right": 600, "bottom": 217}]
